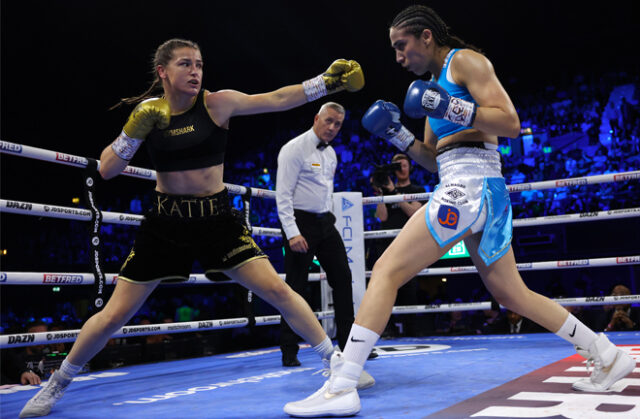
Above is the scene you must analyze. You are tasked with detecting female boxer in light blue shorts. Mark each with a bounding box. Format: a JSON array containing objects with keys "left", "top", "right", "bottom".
[{"left": 284, "top": 5, "right": 634, "bottom": 417}]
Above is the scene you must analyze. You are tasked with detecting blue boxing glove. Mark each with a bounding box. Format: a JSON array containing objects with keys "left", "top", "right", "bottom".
[
  {"left": 404, "top": 80, "right": 476, "bottom": 127},
  {"left": 361, "top": 100, "right": 416, "bottom": 152}
]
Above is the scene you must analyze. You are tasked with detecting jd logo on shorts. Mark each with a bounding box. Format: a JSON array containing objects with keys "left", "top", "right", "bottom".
[{"left": 437, "top": 205, "right": 459, "bottom": 230}]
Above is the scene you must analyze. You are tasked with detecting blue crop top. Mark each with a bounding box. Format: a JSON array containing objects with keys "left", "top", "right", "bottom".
[
  {"left": 428, "top": 49, "right": 477, "bottom": 140},
  {"left": 146, "top": 89, "right": 228, "bottom": 172}
]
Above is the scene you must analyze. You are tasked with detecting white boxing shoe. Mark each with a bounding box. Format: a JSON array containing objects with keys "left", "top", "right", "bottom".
[
  {"left": 285, "top": 350, "right": 361, "bottom": 417},
  {"left": 283, "top": 379, "right": 360, "bottom": 417},
  {"left": 20, "top": 370, "right": 72, "bottom": 418},
  {"left": 357, "top": 369, "right": 375, "bottom": 390},
  {"left": 572, "top": 333, "right": 636, "bottom": 392},
  {"left": 321, "top": 347, "right": 375, "bottom": 390}
]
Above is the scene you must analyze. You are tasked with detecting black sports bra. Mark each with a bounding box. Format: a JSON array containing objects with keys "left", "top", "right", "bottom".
[{"left": 146, "top": 89, "right": 228, "bottom": 172}]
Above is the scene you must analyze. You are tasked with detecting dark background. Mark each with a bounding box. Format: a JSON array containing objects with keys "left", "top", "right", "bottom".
[
  {"left": 1, "top": 1, "right": 639, "bottom": 269},
  {"left": 2, "top": 1, "right": 639, "bottom": 173}
]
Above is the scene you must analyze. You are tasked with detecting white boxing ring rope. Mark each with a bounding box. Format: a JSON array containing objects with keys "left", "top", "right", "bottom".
[
  {"left": 2, "top": 255, "right": 639, "bottom": 287},
  {"left": 0, "top": 140, "right": 274, "bottom": 199},
  {"left": 3, "top": 294, "right": 640, "bottom": 349},
  {"left": 2, "top": 139, "right": 639, "bottom": 200},
  {"left": 1, "top": 140, "right": 639, "bottom": 349},
  {"left": 3, "top": 199, "right": 640, "bottom": 240},
  {"left": 361, "top": 169, "right": 640, "bottom": 205},
  {"left": 2, "top": 198, "right": 639, "bottom": 281}
]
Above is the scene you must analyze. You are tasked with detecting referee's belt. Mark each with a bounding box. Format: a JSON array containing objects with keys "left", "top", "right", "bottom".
[
  {"left": 151, "top": 189, "right": 231, "bottom": 219},
  {"left": 294, "top": 209, "right": 333, "bottom": 220}
]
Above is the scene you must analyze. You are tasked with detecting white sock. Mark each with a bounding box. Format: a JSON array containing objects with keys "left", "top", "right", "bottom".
[
  {"left": 331, "top": 360, "right": 363, "bottom": 392},
  {"left": 59, "top": 359, "right": 83, "bottom": 379},
  {"left": 555, "top": 313, "right": 598, "bottom": 349},
  {"left": 328, "top": 324, "right": 379, "bottom": 392},
  {"left": 313, "top": 336, "right": 334, "bottom": 360},
  {"left": 342, "top": 324, "right": 380, "bottom": 366}
]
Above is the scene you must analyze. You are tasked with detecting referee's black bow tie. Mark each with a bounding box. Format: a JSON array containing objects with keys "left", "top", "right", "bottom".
[{"left": 317, "top": 142, "right": 330, "bottom": 150}]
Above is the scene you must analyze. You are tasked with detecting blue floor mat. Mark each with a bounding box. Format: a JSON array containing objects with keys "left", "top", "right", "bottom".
[{"left": 2, "top": 332, "right": 638, "bottom": 418}]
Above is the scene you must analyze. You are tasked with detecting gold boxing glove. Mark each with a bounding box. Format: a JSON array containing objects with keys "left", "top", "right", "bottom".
[
  {"left": 324, "top": 59, "right": 365, "bottom": 93},
  {"left": 122, "top": 97, "right": 171, "bottom": 139},
  {"left": 302, "top": 59, "right": 365, "bottom": 101},
  {"left": 112, "top": 98, "right": 171, "bottom": 161}
]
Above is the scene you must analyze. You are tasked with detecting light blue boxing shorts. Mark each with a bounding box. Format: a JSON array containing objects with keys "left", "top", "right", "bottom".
[{"left": 425, "top": 143, "right": 512, "bottom": 266}]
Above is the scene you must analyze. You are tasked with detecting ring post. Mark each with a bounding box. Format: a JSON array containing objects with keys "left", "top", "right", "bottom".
[{"left": 332, "top": 192, "right": 367, "bottom": 315}]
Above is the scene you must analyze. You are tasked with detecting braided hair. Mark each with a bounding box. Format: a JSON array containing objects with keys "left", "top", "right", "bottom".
[
  {"left": 110, "top": 39, "right": 201, "bottom": 109},
  {"left": 390, "top": 5, "right": 481, "bottom": 53}
]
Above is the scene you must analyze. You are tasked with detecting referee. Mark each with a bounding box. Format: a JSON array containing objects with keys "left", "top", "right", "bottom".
[{"left": 276, "top": 102, "right": 354, "bottom": 367}]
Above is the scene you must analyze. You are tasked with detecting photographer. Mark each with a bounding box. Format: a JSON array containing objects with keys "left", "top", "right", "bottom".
[
  {"left": 371, "top": 154, "right": 425, "bottom": 226},
  {"left": 601, "top": 284, "right": 639, "bottom": 332},
  {"left": 370, "top": 154, "right": 427, "bottom": 336}
]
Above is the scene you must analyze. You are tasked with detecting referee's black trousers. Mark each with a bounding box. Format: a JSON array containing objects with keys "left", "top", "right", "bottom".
[{"left": 280, "top": 210, "right": 354, "bottom": 357}]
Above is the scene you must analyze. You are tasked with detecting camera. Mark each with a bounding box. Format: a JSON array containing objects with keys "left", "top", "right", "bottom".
[{"left": 371, "top": 162, "right": 402, "bottom": 190}]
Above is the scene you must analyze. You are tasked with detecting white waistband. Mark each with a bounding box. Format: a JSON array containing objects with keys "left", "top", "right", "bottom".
[{"left": 437, "top": 144, "right": 502, "bottom": 180}]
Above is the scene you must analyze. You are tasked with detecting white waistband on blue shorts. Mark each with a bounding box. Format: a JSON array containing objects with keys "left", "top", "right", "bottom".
[{"left": 437, "top": 142, "right": 502, "bottom": 180}]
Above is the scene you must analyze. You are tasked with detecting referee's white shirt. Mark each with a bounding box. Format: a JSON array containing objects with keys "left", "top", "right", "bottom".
[{"left": 276, "top": 128, "right": 337, "bottom": 240}]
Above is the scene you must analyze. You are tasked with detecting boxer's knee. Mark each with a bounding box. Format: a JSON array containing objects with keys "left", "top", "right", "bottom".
[
  {"left": 370, "top": 258, "right": 404, "bottom": 290},
  {"left": 93, "top": 306, "right": 133, "bottom": 333},
  {"left": 261, "top": 277, "right": 295, "bottom": 307}
]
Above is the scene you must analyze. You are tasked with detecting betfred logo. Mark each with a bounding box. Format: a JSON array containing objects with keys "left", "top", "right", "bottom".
[
  {"left": 617, "top": 256, "right": 640, "bottom": 264},
  {"left": 557, "top": 259, "right": 589, "bottom": 267},
  {"left": 614, "top": 172, "right": 640, "bottom": 181},
  {"left": 508, "top": 183, "right": 532, "bottom": 192},
  {"left": 555, "top": 178, "right": 587, "bottom": 187},
  {"left": 429, "top": 346, "right": 640, "bottom": 418},
  {"left": 55, "top": 152, "right": 85, "bottom": 165},
  {"left": 0, "top": 141, "right": 23, "bottom": 153},
  {"left": 43, "top": 274, "right": 83, "bottom": 284},
  {"left": 122, "top": 166, "right": 154, "bottom": 178},
  {"left": 450, "top": 266, "right": 476, "bottom": 272}
]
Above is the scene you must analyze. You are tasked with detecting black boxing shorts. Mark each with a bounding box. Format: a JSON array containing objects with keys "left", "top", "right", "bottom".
[{"left": 118, "top": 188, "right": 267, "bottom": 283}]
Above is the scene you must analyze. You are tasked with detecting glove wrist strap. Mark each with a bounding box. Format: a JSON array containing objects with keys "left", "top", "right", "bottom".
[
  {"left": 444, "top": 97, "right": 477, "bottom": 127},
  {"left": 112, "top": 131, "right": 143, "bottom": 161},
  {"left": 302, "top": 75, "right": 328, "bottom": 102},
  {"left": 389, "top": 125, "right": 416, "bottom": 152}
]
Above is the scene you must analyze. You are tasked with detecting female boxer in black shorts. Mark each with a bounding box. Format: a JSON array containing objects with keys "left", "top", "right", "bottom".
[{"left": 20, "top": 38, "right": 364, "bottom": 418}]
